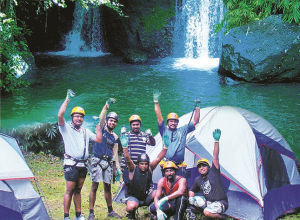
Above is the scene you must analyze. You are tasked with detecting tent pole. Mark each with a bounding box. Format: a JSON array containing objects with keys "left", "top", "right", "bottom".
[{"left": 34, "top": 178, "right": 54, "bottom": 220}]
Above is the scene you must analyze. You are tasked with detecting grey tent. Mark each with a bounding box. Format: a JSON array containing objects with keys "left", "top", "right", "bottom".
[{"left": 0, "top": 133, "right": 50, "bottom": 220}]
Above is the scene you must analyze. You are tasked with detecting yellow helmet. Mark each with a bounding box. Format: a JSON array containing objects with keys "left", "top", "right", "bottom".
[
  {"left": 129, "top": 114, "right": 141, "bottom": 124},
  {"left": 70, "top": 106, "right": 85, "bottom": 116},
  {"left": 167, "top": 112, "right": 179, "bottom": 121},
  {"left": 197, "top": 158, "right": 210, "bottom": 167},
  {"left": 163, "top": 161, "right": 178, "bottom": 170}
]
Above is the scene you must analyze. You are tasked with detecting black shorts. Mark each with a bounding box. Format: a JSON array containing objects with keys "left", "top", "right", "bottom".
[{"left": 64, "top": 165, "right": 87, "bottom": 182}]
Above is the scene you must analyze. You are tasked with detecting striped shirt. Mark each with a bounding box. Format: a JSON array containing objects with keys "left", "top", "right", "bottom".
[{"left": 121, "top": 130, "right": 155, "bottom": 167}]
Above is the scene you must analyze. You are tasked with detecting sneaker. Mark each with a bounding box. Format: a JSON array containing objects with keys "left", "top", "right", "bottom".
[
  {"left": 186, "top": 209, "right": 197, "bottom": 220},
  {"left": 107, "top": 211, "right": 121, "bottom": 219},
  {"left": 74, "top": 214, "right": 86, "bottom": 220},
  {"left": 88, "top": 213, "right": 95, "bottom": 220}
]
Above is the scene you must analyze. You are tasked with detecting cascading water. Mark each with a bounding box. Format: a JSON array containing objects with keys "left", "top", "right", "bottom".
[
  {"left": 172, "top": 0, "right": 224, "bottom": 70},
  {"left": 53, "top": 1, "right": 105, "bottom": 57}
]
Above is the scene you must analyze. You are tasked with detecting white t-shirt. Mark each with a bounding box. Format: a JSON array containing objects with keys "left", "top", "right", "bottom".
[{"left": 59, "top": 121, "right": 96, "bottom": 163}]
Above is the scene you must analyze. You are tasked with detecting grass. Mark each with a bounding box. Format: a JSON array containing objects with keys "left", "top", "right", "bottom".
[{"left": 25, "top": 152, "right": 300, "bottom": 220}]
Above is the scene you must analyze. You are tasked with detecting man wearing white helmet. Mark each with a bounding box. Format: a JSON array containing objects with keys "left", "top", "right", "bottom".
[
  {"left": 88, "top": 98, "right": 121, "bottom": 220},
  {"left": 58, "top": 89, "right": 102, "bottom": 220},
  {"left": 153, "top": 90, "right": 200, "bottom": 176},
  {"left": 187, "top": 129, "right": 228, "bottom": 219}
]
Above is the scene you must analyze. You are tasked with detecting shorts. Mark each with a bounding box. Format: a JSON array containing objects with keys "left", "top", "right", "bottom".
[
  {"left": 64, "top": 165, "right": 87, "bottom": 182},
  {"left": 127, "top": 191, "right": 154, "bottom": 207},
  {"left": 205, "top": 200, "right": 227, "bottom": 214},
  {"left": 89, "top": 156, "right": 112, "bottom": 184}
]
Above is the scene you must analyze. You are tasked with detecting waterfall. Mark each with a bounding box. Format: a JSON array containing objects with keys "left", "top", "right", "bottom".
[
  {"left": 172, "top": 0, "right": 224, "bottom": 69},
  {"left": 53, "top": 1, "right": 105, "bottom": 57}
]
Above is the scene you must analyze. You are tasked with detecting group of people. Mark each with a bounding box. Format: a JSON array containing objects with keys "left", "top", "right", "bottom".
[{"left": 58, "top": 89, "right": 228, "bottom": 220}]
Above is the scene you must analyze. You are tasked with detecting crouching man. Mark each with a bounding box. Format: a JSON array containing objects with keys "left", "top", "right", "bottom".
[
  {"left": 188, "top": 129, "right": 228, "bottom": 219},
  {"left": 120, "top": 130, "right": 169, "bottom": 219},
  {"left": 149, "top": 161, "right": 188, "bottom": 220}
]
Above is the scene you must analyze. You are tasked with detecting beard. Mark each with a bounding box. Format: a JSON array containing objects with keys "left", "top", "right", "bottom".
[{"left": 167, "top": 175, "right": 175, "bottom": 182}]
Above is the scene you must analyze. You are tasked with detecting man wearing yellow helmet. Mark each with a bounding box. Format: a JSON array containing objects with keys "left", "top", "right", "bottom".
[
  {"left": 153, "top": 90, "right": 200, "bottom": 175},
  {"left": 149, "top": 160, "right": 188, "bottom": 220},
  {"left": 120, "top": 114, "right": 156, "bottom": 189},
  {"left": 187, "top": 129, "right": 228, "bottom": 219},
  {"left": 58, "top": 89, "right": 102, "bottom": 220},
  {"left": 88, "top": 98, "right": 121, "bottom": 220}
]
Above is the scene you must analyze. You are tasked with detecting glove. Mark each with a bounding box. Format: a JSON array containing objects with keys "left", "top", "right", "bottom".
[
  {"left": 66, "top": 89, "right": 75, "bottom": 100},
  {"left": 106, "top": 98, "right": 116, "bottom": 106},
  {"left": 189, "top": 196, "right": 196, "bottom": 205},
  {"left": 213, "top": 129, "right": 221, "bottom": 141},
  {"left": 120, "top": 134, "right": 129, "bottom": 148},
  {"left": 157, "top": 196, "right": 168, "bottom": 209},
  {"left": 153, "top": 90, "right": 161, "bottom": 103},
  {"left": 115, "top": 169, "right": 122, "bottom": 181},
  {"left": 194, "top": 98, "right": 200, "bottom": 107},
  {"left": 163, "top": 134, "right": 169, "bottom": 148},
  {"left": 157, "top": 209, "right": 167, "bottom": 220},
  {"left": 145, "top": 129, "right": 152, "bottom": 136},
  {"left": 120, "top": 125, "right": 127, "bottom": 134}
]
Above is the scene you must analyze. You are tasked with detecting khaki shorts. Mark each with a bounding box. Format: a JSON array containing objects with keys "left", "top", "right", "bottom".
[{"left": 89, "top": 156, "right": 112, "bottom": 184}]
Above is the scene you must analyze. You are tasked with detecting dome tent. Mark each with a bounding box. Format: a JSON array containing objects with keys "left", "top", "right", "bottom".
[
  {"left": 0, "top": 133, "right": 50, "bottom": 220},
  {"left": 147, "top": 106, "right": 300, "bottom": 220}
]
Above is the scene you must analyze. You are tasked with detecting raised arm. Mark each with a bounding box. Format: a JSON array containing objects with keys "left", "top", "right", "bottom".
[
  {"left": 58, "top": 89, "right": 75, "bottom": 126},
  {"left": 94, "top": 124, "right": 102, "bottom": 143},
  {"left": 153, "top": 90, "right": 163, "bottom": 125},
  {"left": 212, "top": 129, "right": 221, "bottom": 169},
  {"left": 193, "top": 99, "right": 200, "bottom": 126},
  {"left": 99, "top": 98, "right": 116, "bottom": 128},
  {"left": 150, "top": 134, "right": 169, "bottom": 170},
  {"left": 120, "top": 130, "right": 135, "bottom": 172}
]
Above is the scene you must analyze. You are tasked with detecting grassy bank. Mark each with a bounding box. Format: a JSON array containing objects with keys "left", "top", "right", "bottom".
[{"left": 25, "top": 153, "right": 300, "bottom": 220}]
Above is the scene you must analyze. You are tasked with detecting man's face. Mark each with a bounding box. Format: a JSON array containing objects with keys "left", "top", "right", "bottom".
[
  {"left": 107, "top": 118, "right": 117, "bottom": 130},
  {"left": 138, "top": 161, "right": 149, "bottom": 172},
  {"left": 164, "top": 168, "right": 176, "bottom": 182},
  {"left": 167, "top": 119, "right": 179, "bottom": 130},
  {"left": 72, "top": 114, "right": 84, "bottom": 128},
  {"left": 130, "top": 121, "right": 141, "bottom": 133},
  {"left": 198, "top": 164, "right": 209, "bottom": 176}
]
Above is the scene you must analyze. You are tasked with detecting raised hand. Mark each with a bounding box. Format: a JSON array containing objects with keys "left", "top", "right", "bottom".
[
  {"left": 213, "top": 129, "right": 221, "bottom": 141},
  {"left": 120, "top": 134, "right": 129, "bottom": 148},
  {"left": 194, "top": 98, "right": 200, "bottom": 107},
  {"left": 106, "top": 98, "right": 116, "bottom": 106},
  {"left": 153, "top": 89, "right": 161, "bottom": 103},
  {"left": 145, "top": 129, "right": 152, "bottom": 136},
  {"left": 66, "top": 89, "right": 76, "bottom": 100}
]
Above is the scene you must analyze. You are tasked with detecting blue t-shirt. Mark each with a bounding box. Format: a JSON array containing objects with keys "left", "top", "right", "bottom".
[
  {"left": 93, "top": 126, "right": 119, "bottom": 159},
  {"left": 158, "top": 120, "right": 195, "bottom": 163}
]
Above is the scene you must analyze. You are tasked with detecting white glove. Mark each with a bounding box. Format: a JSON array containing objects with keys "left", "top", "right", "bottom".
[
  {"left": 66, "top": 89, "right": 75, "bottom": 100},
  {"left": 157, "top": 196, "right": 168, "bottom": 209},
  {"left": 189, "top": 196, "right": 196, "bottom": 205},
  {"left": 157, "top": 209, "right": 167, "bottom": 220},
  {"left": 145, "top": 129, "right": 152, "bottom": 136}
]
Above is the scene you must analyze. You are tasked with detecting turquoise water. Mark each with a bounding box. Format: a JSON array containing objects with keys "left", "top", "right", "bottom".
[{"left": 1, "top": 54, "right": 299, "bottom": 161}]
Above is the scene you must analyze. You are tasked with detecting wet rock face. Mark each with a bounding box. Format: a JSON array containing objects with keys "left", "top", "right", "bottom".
[
  {"left": 219, "top": 15, "right": 300, "bottom": 83},
  {"left": 15, "top": 1, "right": 75, "bottom": 52},
  {"left": 100, "top": 0, "right": 175, "bottom": 63}
]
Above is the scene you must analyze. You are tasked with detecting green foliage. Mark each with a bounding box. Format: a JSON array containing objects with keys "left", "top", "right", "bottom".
[
  {"left": 0, "top": 12, "right": 31, "bottom": 94},
  {"left": 141, "top": 4, "right": 175, "bottom": 33},
  {"left": 216, "top": 0, "right": 300, "bottom": 32},
  {"left": 5, "top": 122, "right": 63, "bottom": 156}
]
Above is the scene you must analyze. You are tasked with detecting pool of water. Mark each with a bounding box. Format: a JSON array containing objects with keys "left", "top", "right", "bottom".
[{"left": 1, "top": 54, "right": 299, "bottom": 161}]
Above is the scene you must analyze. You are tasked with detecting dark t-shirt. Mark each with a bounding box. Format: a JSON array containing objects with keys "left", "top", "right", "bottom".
[{"left": 191, "top": 163, "right": 228, "bottom": 204}]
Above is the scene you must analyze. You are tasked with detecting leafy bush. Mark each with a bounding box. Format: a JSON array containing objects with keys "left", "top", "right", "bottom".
[
  {"left": 216, "top": 0, "right": 300, "bottom": 32},
  {"left": 4, "top": 122, "right": 63, "bottom": 156}
]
